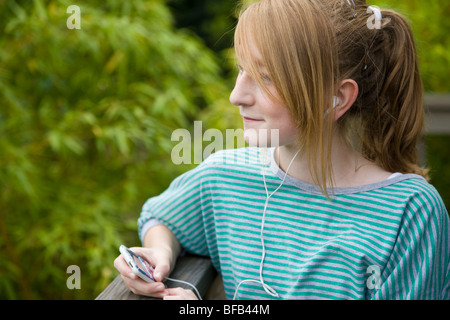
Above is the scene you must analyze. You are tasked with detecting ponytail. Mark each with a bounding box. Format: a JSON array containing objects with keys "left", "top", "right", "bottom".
[{"left": 334, "top": 2, "right": 429, "bottom": 179}]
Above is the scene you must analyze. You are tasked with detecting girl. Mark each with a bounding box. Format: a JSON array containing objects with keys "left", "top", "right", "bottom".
[{"left": 114, "top": 0, "right": 449, "bottom": 300}]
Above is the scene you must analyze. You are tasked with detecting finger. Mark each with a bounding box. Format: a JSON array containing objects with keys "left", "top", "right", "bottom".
[
  {"left": 153, "top": 263, "right": 170, "bottom": 282},
  {"left": 134, "top": 282, "right": 166, "bottom": 297},
  {"left": 123, "top": 247, "right": 159, "bottom": 279},
  {"left": 128, "top": 246, "right": 151, "bottom": 258},
  {"left": 163, "top": 293, "right": 197, "bottom": 300},
  {"left": 129, "top": 247, "right": 171, "bottom": 282},
  {"left": 162, "top": 295, "right": 181, "bottom": 300},
  {"left": 163, "top": 288, "right": 198, "bottom": 300},
  {"left": 121, "top": 275, "right": 167, "bottom": 297},
  {"left": 128, "top": 247, "right": 160, "bottom": 271},
  {"left": 163, "top": 288, "right": 183, "bottom": 300},
  {"left": 114, "top": 255, "right": 133, "bottom": 277}
]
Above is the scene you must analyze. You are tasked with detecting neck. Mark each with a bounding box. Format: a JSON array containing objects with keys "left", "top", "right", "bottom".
[{"left": 274, "top": 135, "right": 391, "bottom": 188}]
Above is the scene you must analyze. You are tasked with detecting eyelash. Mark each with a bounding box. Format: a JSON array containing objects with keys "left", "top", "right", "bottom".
[
  {"left": 261, "top": 74, "right": 271, "bottom": 82},
  {"left": 236, "top": 64, "right": 271, "bottom": 82}
]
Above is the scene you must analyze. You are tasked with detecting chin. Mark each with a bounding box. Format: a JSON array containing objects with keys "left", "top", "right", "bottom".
[{"left": 243, "top": 128, "right": 280, "bottom": 148}]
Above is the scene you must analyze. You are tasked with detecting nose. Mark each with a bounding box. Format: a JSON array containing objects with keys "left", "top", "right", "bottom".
[{"left": 229, "top": 71, "right": 255, "bottom": 107}]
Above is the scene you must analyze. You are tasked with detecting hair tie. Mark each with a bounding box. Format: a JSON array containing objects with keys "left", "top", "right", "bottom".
[
  {"left": 368, "top": 6, "right": 382, "bottom": 23},
  {"left": 366, "top": 5, "right": 391, "bottom": 30}
]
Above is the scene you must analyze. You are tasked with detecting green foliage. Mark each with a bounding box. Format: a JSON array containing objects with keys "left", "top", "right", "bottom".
[
  {"left": 0, "top": 0, "right": 235, "bottom": 299},
  {"left": 372, "top": 0, "right": 450, "bottom": 92},
  {"left": 168, "top": 0, "right": 238, "bottom": 53}
]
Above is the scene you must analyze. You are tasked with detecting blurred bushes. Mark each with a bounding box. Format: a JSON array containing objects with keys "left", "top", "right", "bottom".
[
  {"left": 373, "top": 0, "right": 450, "bottom": 93},
  {"left": 0, "top": 0, "right": 237, "bottom": 299}
]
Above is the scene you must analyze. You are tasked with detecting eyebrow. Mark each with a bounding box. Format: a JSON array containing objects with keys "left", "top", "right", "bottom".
[
  {"left": 236, "top": 55, "right": 267, "bottom": 71},
  {"left": 253, "top": 59, "right": 266, "bottom": 68}
]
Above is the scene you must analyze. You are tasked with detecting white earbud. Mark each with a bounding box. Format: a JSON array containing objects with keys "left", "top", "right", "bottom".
[
  {"left": 333, "top": 96, "right": 340, "bottom": 108},
  {"left": 324, "top": 96, "right": 340, "bottom": 118}
]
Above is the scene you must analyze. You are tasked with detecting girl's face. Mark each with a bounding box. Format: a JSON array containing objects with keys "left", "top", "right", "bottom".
[{"left": 229, "top": 46, "right": 299, "bottom": 148}]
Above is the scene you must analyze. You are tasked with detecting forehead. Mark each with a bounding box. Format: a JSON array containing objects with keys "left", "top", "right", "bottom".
[
  {"left": 235, "top": 2, "right": 273, "bottom": 66},
  {"left": 235, "top": 35, "right": 266, "bottom": 69}
]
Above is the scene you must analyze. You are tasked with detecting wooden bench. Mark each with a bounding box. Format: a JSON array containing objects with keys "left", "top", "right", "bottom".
[
  {"left": 418, "top": 93, "right": 450, "bottom": 165},
  {"left": 95, "top": 254, "right": 224, "bottom": 300},
  {"left": 424, "top": 93, "right": 450, "bottom": 134}
]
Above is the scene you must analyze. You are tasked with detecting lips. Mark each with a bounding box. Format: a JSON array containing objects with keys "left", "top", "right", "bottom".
[{"left": 241, "top": 115, "right": 264, "bottom": 122}]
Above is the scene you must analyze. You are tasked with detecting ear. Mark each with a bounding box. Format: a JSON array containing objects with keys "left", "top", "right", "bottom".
[{"left": 333, "top": 79, "right": 358, "bottom": 121}]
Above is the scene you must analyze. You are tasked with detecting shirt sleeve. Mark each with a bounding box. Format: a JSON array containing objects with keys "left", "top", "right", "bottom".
[
  {"left": 139, "top": 218, "right": 164, "bottom": 244},
  {"left": 371, "top": 182, "right": 450, "bottom": 300},
  {"left": 137, "top": 154, "right": 220, "bottom": 257}
]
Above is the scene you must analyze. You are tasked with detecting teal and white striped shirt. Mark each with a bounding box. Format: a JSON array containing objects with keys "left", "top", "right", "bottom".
[{"left": 138, "top": 147, "right": 450, "bottom": 300}]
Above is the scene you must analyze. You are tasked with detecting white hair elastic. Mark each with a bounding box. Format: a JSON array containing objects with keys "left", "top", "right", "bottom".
[{"left": 368, "top": 5, "right": 382, "bottom": 23}]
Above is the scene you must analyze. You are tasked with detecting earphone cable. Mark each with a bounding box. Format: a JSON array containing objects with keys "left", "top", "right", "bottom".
[{"left": 234, "top": 147, "right": 300, "bottom": 300}]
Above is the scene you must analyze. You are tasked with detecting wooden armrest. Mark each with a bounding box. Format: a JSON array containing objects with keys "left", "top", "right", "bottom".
[{"left": 95, "top": 254, "right": 217, "bottom": 300}]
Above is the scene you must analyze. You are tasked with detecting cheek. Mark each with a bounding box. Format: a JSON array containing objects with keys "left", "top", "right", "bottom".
[
  {"left": 244, "top": 106, "right": 298, "bottom": 147},
  {"left": 266, "top": 106, "right": 298, "bottom": 145},
  {"left": 277, "top": 123, "right": 299, "bottom": 146}
]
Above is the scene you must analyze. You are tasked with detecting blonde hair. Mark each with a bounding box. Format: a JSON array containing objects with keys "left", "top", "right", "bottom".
[{"left": 234, "top": 0, "right": 428, "bottom": 196}]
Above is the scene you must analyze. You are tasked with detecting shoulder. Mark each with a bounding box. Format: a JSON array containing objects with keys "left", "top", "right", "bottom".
[
  {"left": 162, "top": 150, "right": 247, "bottom": 190},
  {"left": 390, "top": 175, "right": 449, "bottom": 228},
  {"left": 173, "top": 147, "right": 265, "bottom": 186},
  {"left": 395, "top": 175, "right": 446, "bottom": 210}
]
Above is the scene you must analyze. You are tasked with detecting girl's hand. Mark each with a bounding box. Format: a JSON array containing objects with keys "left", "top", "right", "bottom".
[
  {"left": 113, "top": 246, "right": 172, "bottom": 298},
  {"left": 163, "top": 287, "right": 199, "bottom": 300}
]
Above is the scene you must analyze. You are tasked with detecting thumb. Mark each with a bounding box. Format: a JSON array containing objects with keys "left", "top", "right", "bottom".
[
  {"left": 128, "top": 247, "right": 172, "bottom": 282},
  {"left": 152, "top": 262, "right": 171, "bottom": 282}
]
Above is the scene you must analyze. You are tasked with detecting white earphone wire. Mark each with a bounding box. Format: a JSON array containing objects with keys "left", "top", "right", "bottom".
[
  {"left": 165, "top": 276, "right": 202, "bottom": 300},
  {"left": 233, "top": 147, "right": 300, "bottom": 300}
]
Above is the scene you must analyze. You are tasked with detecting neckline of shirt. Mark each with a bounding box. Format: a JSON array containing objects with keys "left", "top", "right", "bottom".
[{"left": 265, "top": 147, "right": 424, "bottom": 195}]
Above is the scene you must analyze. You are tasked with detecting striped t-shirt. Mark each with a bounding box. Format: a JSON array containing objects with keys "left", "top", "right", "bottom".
[{"left": 138, "top": 147, "right": 450, "bottom": 300}]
